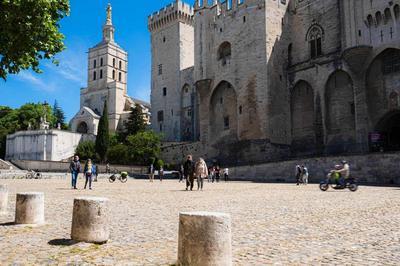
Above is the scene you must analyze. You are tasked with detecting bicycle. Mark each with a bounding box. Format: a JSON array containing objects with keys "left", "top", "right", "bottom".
[{"left": 109, "top": 171, "right": 128, "bottom": 183}]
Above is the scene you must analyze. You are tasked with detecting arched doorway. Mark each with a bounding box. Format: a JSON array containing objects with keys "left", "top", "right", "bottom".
[
  {"left": 325, "top": 70, "right": 356, "bottom": 153},
  {"left": 291, "top": 80, "right": 316, "bottom": 154},
  {"left": 209, "top": 81, "right": 237, "bottom": 144},
  {"left": 77, "top": 121, "right": 88, "bottom": 134},
  {"left": 375, "top": 111, "right": 400, "bottom": 151},
  {"left": 366, "top": 48, "right": 400, "bottom": 151}
]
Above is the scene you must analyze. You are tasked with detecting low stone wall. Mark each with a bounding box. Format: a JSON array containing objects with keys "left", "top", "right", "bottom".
[
  {"left": 10, "top": 160, "right": 147, "bottom": 175},
  {"left": 229, "top": 152, "right": 400, "bottom": 184},
  {"left": 0, "top": 159, "right": 13, "bottom": 170}
]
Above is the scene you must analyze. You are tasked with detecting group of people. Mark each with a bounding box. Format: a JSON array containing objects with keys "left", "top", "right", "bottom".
[
  {"left": 69, "top": 155, "right": 98, "bottom": 190},
  {"left": 295, "top": 160, "right": 350, "bottom": 187},
  {"left": 148, "top": 164, "right": 164, "bottom": 182},
  {"left": 181, "top": 155, "right": 229, "bottom": 191}
]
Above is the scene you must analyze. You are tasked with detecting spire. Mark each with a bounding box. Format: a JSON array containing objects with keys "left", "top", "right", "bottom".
[{"left": 103, "top": 3, "right": 115, "bottom": 43}]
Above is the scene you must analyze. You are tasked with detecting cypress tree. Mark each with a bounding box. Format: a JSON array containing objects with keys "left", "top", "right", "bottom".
[
  {"left": 124, "top": 103, "right": 147, "bottom": 138},
  {"left": 96, "top": 100, "right": 110, "bottom": 162}
]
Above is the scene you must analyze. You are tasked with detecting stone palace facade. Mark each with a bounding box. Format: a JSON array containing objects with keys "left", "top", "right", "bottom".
[
  {"left": 148, "top": 0, "right": 400, "bottom": 164},
  {"left": 70, "top": 4, "right": 150, "bottom": 135}
]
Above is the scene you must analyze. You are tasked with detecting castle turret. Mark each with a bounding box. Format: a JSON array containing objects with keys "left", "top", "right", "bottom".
[{"left": 148, "top": 1, "right": 195, "bottom": 141}]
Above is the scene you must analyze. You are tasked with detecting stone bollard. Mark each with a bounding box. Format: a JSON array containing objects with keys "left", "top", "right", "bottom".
[
  {"left": 15, "top": 192, "right": 45, "bottom": 224},
  {"left": 71, "top": 197, "right": 110, "bottom": 244},
  {"left": 0, "top": 185, "right": 8, "bottom": 214},
  {"left": 178, "top": 211, "right": 232, "bottom": 266}
]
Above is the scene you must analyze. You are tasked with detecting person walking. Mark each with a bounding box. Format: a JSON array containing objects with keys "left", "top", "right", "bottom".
[
  {"left": 149, "top": 163, "right": 155, "bottom": 182},
  {"left": 301, "top": 165, "right": 309, "bottom": 185},
  {"left": 179, "top": 164, "right": 184, "bottom": 183},
  {"left": 69, "top": 155, "right": 81, "bottom": 190},
  {"left": 94, "top": 163, "right": 99, "bottom": 182},
  {"left": 223, "top": 167, "right": 229, "bottom": 182},
  {"left": 215, "top": 166, "right": 221, "bottom": 182},
  {"left": 159, "top": 166, "right": 164, "bottom": 182},
  {"left": 195, "top": 158, "right": 208, "bottom": 190},
  {"left": 84, "top": 159, "right": 95, "bottom": 190},
  {"left": 106, "top": 163, "right": 110, "bottom": 174},
  {"left": 295, "top": 165, "right": 302, "bottom": 186},
  {"left": 184, "top": 155, "right": 195, "bottom": 191}
]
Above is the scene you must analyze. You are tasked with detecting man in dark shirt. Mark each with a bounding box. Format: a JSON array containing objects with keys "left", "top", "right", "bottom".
[
  {"left": 69, "top": 155, "right": 81, "bottom": 189},
  {"left": 183, "top": 155, "right": 195, "bottom": 191}
]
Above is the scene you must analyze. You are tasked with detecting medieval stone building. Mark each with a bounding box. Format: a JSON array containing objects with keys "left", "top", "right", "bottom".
[
  {"left": 71, "top": 4, "right": 150, "bottom": 135},
  {"left": 148, "top": 0, "right": 400, "bottom": 164}
]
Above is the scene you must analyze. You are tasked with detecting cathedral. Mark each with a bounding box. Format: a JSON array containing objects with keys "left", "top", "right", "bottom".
[
  {"left": 148, "top": 0, "right": 400, "bottom": 164},
  {"left": 71, "top": 4, "right": 150, "bottom": 135}
]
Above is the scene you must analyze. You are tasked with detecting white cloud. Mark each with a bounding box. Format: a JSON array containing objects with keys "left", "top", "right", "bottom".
[{"left": 17, "top": 71, "right": 56, "bottom": 92}]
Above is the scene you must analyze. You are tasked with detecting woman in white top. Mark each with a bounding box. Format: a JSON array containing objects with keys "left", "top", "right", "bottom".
[{"left": 195, "top": 158, "right": 208, "bottom": 190}]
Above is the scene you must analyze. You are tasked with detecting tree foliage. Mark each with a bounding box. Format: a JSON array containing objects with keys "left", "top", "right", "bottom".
[
  {"left": 75, "top": 141, "right": 96, "bottom": 161},
  {"left": 126, "top": 131, "right": 161, "bottom": 165},
  {"left": 0, "top": 103, "right": 55, "bottom": 158},
  {"left": 52, "top": 100, "right": 67, "bottom": 129},
  {"left": 0, "top": 0, "right": 70, "bottom": 80},
  {"left": 123, "top": 104, "right": 147, "bottom": 137},
  {"left": 107, "top": 144, "right": 129, "bottom": 165},
  {"left": 95, "top": 101, "right": 110, "bottom": 162}
]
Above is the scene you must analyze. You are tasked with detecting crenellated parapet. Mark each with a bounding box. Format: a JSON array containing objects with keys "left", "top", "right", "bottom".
[{"left": 148, "top": 0, "right": 194, "bottom": 32}]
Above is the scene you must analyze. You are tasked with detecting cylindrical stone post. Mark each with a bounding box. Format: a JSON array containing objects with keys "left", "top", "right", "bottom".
[
  {"left": 178, "top": 211, "right": 232, "bottom": 266},
  {"left": 71, "top": 197, "right": 110, "bottom": 244},
  {"left": 15, "top": 192, "right": 45, "bottom": 224},
  {"left": 0, "top": 185, "right": 8, "bottom": 215}
]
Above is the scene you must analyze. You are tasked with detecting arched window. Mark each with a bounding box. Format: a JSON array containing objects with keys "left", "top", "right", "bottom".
[
  {"left": 93, "top": 71, "right": 96, "bottom": 81},
  {"left": 113, "top": 58, "right": 116, "bottom": 67},
  {"left": 394, "top": 5, "right": 400, "bottom": 20},
  {"left": 217, "top": 42, "right": 232, "bottom": 66},
  {"left": 93, "top": 59, "right": 96, "bottom": 68},
  {"left": 100, "top": 57, "right": 103, "bottom": 66},
  {"left": 119, "top": 72, "right": 122, "bottom": 82},
  {"left": 100, "top": 69, "right": 103, "bottom": 79},
  {"left": 307, "top": 25, "right": 323, "bottom": 59},
  {"left": 112, "top": 70, "right": 115, "bottom": 80},
  {"left": 119, "top": 61, "right": 122, "bottom": 70},
  {"left": 376, "top": 11, "right": 383, "bottom": 25},
  {"left": 367, "top": 14, "right": 374, "bottom": 27},
  {"left": 384, "top": 8, "right": 392, "bottom": 24}
]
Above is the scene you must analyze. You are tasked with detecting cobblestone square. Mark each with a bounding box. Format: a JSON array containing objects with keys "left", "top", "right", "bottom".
[{"left": 0, "top": 179, "right": 399, "bottom": 265}]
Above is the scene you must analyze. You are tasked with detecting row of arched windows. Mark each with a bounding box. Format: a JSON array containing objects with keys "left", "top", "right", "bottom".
[
  {"left": 93, "top": 70, "right": 122, "bottom": 82},
  {"left": 93, "top": 57, "right": 123, "bottom": 70},
  {"left": 366, "top": 5, "right": 400, "bottom": 27}
]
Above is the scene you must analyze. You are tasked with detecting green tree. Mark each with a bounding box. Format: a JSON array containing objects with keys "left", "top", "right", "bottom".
[
  {"left": 75, "top": 141, "right": 96, "bottom": 161},
  {"left": 95, "top": 101, "right": 110, "bottom": 162},
  {"left": 53, "top": 100, "right": 66, "bottom": 128},
  {"left": 0, "top": 103, "right": 55, "bottom": 158},
  {"left": 126, "top": 131, "right": 161, "bottom": 165},
  {"left": 0, "top": 0, "right": 70, "bottom": 80},
  {"left": 122, "top": 104, "right": 147, "bottom": 140},
  {"left": 107, "top": 144, "right": 129, "bottom": 165}
]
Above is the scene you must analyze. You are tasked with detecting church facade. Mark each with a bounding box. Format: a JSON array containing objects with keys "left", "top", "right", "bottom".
[
  {"left": 148, "top": 0, "right": 400, "bottom": 164},
  {"left": 71, "top": 4, "right": 150, "bottom": 135}
]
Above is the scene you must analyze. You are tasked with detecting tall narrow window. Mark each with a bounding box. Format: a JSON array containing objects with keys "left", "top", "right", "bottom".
[
  {"left": 119, "top": 61, "right": 122, "bottom": 70},
  {"left": 100, "top": 69, "right": 103, "bottom": 79},
  {"left": 307, "top": 25, "right": 323, "bottom": 59},
  {"left": 217, "top": 42, "right": 232, "bottom": 66},
  {"left": 224, "top": 116, "right": 230, "bottom": 130},
  {"left": 113, "top": 58, "right": 116, "bottom": 67},
  {"left": 119, "top": 72, "right": 122, "bottom": 82},
  {"left": 112, "top": 70, "right": 115, "bottom": 80},
  {"left": 163, "top": 87, "right": 167, "bottom": 96},
  {"left": 158, "top": 64, "right": 163, "bottom": 75},
  {"left": 288, "top": 43, "right": 292, "bottom": 66},
  {"left": 93, "top": 59, "right": 96, "bottom": 68},
  {"left": 100, "top": 58, "right": 103, "bottom": 66},
  {"left": 394, "top": 5, "right": 400, "bottom": 20},
  {"left": 93, "top": 71, "right": 97, "bottom": 81},
  {"left": 376, "top": 11, "right": 382, "bottom": 25}
]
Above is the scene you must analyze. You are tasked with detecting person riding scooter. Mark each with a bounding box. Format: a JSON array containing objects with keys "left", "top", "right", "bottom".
[{"left": 335, "top": 161, "right": 350, "bottom": 188}]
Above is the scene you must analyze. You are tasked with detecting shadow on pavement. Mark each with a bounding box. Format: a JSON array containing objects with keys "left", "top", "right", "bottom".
[{"left": 48, "top": 239, "right": 77, "bottom": 246}]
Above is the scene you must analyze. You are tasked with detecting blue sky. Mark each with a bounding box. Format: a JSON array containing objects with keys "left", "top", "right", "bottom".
[{"left": 0, "top": 0, "right": 194, "bottom": 121}]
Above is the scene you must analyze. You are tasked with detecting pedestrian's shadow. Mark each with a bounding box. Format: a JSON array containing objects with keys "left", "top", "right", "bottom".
[{"left": 48, "top": 239, "right": 77, "bottom": 246}]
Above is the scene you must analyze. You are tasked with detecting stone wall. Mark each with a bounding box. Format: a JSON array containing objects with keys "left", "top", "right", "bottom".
[
  {"left": 6, "top": 130, "right": 95, "bottom": 161},
  {"left": 0, "top": 159, "right": 13, "bottom": 170},
  {"left": 10, "top": 160, "right": 147, "bottom": 174},
  {"left": 229, "top": 152, "right": 400, "bottom": 185}
]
